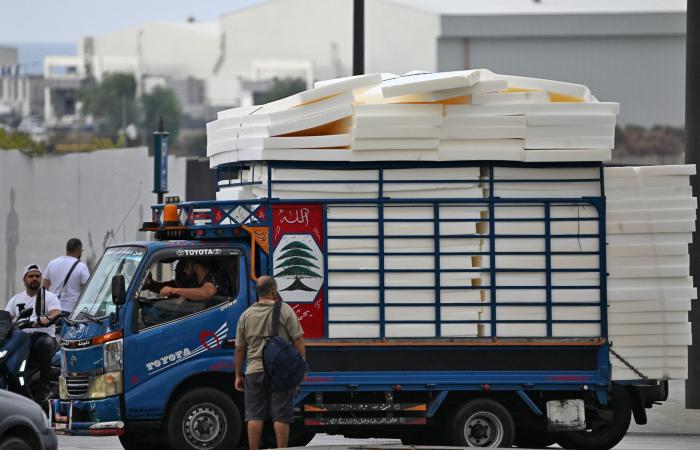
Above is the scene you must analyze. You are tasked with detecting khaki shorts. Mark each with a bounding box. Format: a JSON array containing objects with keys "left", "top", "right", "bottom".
[{"left": 244, "top": 372, "right": 295, "bottom": 423}]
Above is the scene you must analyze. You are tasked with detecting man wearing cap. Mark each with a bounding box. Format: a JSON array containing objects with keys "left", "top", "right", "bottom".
[{"left": 5, "top": 264, "right": 62, "bottom": 399}]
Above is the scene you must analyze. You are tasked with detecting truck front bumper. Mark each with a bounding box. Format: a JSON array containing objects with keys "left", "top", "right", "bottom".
[{"left": 50, "top": 396, "right": 124, "bottom": 436}]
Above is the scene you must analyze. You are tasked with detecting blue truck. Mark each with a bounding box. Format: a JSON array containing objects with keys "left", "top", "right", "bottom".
[{"left": 50, "top": 161, "right": 668, "bottom": 449}]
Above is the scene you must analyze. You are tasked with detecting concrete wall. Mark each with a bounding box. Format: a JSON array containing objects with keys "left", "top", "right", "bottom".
[{"left": 0, "top": 147, "right": 187, "bottom": 307}]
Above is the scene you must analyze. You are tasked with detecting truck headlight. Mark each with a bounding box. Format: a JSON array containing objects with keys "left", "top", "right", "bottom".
[
  {"left": 103, "top": 338, "right": 123, "bottom": 372},
  {"left": 59, "top": 376, "right": 68, "bottom": 399},
  {"left": 88, "top": 371, "right": 123, "bottom": 399}
]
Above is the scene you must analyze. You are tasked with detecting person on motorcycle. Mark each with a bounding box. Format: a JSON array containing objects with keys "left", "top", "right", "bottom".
[{"left": 4, "top": 264, "right": 61, "bottom": 400}]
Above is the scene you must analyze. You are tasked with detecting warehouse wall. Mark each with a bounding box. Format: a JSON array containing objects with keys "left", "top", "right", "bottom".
[
  {"left": 436, "top": 12, "right": 686, "bottom": 128},
  {"left": 466, "top": 35, "right": 685, "bottom": 128},
  {"left": 0, "top": 147, "right": 187, "bottom": 307}
]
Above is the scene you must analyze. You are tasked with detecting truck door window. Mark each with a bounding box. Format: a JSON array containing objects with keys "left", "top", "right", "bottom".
[{"left": 135, "top": 255, "right": 238, "bottom": 330}]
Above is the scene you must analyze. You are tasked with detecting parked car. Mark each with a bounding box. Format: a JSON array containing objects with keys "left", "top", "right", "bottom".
[{"left": 0, "top": 390, "right": 57, "bottom": 450}]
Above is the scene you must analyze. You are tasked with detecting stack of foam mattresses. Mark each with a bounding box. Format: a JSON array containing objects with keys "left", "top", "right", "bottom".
[
  {"left": 350, "top": 70, "right": 486, "bottom": 162},
  {"left": 442, "top": 101, "right": 618, "bottom": 163},
  {"left": 604, "top": 165, "right": 696, "bottom": 380},
  {"left": 219, "top": 165, "right": 486, "bottom": 339},
  {"left": 206, "top": 74, "right": 381, "bottom": 166},
  {"left": 477, "top": 166, "right": 603, "bottom": 338},
  {"left": 206, "top": 69, "right": 619, "bottom": 166},
  {"left": 350, "top": 104, "right": 442, "bottom": 161}
]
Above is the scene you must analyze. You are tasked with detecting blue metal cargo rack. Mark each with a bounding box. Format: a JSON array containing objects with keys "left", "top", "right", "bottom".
[{"left": 156, "top": 160, "right": 610, "bottom": 406}]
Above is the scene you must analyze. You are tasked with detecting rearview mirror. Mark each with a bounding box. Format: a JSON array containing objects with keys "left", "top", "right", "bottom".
[{"left": 112, "top": 275, "right": 126, "bottom": 306}]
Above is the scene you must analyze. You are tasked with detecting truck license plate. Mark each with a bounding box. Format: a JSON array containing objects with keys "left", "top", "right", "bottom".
[{"left": 546, "top": 399, "right": 586, "bottom": 431}]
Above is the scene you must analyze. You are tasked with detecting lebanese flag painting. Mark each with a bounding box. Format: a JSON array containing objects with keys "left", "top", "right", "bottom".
[{"left": 272, "top": 205, "right": 325, "bottom": 338}]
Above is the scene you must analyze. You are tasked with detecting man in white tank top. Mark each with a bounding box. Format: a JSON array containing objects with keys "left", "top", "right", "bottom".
[{"left": 43, "top": 238, "right": 90, "bottom": 316}]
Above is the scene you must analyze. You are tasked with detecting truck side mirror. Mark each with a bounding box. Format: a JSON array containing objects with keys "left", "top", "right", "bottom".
[{"left": 112, "top": 275, "right": 126, "bottom": 305}]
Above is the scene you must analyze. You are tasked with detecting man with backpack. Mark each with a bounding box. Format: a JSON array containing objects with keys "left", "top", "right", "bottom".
[
  {"left": 43, "top": 238, "right": 90, "bottom": 317},
  {"left": 234, "top": 276, "right": 305, "bottom": 450}
]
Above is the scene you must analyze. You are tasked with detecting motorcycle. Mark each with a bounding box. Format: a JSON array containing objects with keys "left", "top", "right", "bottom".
[{"left": 0, "top": 308, "right": 61, "bottom": 406}]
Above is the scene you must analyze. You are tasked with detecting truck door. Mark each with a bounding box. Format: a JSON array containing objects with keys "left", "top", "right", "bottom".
[{"left": 122, "top": 246, "right": 248, "bottom": 420}]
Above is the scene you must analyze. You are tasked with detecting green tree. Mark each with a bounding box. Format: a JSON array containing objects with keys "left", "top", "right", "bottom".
[
  {"left": 275, "top": 240, "right": 321, "bottom": 292},
  {"left": 0, "top": 129, "right": 45, "bottom": 154},
  {"left": 142, "top": 86, "right": 182, "bottom": 145},
  {"left": 80, "top": 73, "right": 139, "bottom": 140},
  {"left": 260, "top": 77, "right": 307, "bottom": 103}
]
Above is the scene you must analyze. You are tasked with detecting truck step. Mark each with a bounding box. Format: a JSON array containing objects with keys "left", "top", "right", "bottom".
[
  {"left": 305, "top": 417, "right": 427, "bottom": 426},
  {"left": 304, "top": 403, "right": 426, "bottom": 413}
]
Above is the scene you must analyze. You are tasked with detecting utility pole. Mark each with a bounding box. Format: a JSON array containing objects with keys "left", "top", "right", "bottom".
[
  {"left": 686, "top": 0, "right": 700, "bottom": 409},
  {"left": 353, "top": 0, "right": 364, "bottom": 76}
]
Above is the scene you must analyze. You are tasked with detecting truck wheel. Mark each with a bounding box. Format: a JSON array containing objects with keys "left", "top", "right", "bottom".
[
  {"left": 555, "top": 386, "right": 631, "bottom": 450},
  {"left": 450, "top": 399, "right": 515, "bottom": 447},
  {"left": 167, "top": 387, "right": 242, "bottom": 450}
]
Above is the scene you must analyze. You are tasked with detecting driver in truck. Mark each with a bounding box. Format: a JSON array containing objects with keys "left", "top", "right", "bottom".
[
  {"left": 159, "top": 258, "right": 217, "bottom": 301},
  {"left": 143, "top": 259, "right": 195, "bottom": 294}
]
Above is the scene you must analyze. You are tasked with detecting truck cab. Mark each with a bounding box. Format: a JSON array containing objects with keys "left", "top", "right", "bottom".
[{"left": 53, "top": 237, "right": 251, "bottom": 449}]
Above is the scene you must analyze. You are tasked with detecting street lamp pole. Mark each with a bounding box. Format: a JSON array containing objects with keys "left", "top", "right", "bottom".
[
  {"left": 353, "top": 0, "right": 364, "bottom": 76},
  {"left": 686, "top": 0, "right": 699, "bottom": 409}
]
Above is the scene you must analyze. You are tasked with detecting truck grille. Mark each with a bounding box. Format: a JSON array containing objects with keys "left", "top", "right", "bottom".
[{"left": 65, "top": 374, "right": 90, "bottom": 398}]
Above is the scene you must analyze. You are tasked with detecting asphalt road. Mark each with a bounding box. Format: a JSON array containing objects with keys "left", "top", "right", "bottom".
[{"left": 57, "top": 432, "right": 700, "bottom": 449}]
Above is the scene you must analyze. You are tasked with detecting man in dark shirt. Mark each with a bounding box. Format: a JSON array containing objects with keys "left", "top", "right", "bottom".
[{"left": 160, "top": 258, "right": 218, "bottom": 302}]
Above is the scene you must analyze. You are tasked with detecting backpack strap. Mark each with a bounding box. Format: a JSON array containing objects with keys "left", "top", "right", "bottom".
[
  {"left": 270, "top": 300, "right": 282, "bottom": 337},
  {"left": 57, "top": 260, "right": 80, "bottom": 300}
]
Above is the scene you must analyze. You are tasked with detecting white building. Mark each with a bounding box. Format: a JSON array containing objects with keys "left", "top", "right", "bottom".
[
  {"left": 0, "top": 47, "right": 46, "bottom": 121},
  {"left": 42, "top": 20, "right": 222, "bottom": 126}
]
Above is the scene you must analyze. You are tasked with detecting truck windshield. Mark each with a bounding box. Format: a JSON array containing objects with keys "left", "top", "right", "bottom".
[{"left": 70, "top": 246, "right": 145, "bottom": 320}]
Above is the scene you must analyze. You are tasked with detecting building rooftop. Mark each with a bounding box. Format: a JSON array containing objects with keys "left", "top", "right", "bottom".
[{"left": 388, "top": 0, "right": 686, "bottom": 16}]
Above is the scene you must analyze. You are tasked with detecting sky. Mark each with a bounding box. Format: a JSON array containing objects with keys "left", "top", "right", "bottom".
[{"left": 0, "top": 0, "right": 266, "bottom": 44}]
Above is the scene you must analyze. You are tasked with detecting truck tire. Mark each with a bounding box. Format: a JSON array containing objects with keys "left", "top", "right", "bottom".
[
  {"left": 555, "top": 386, "right": 631, "bottom": 450},
  {"left": 450, "top": 398, "right": 515, "bottom": 448},
  {"left": 0, "top": 437, "right": 32, "bottom": 450},
  {"left": 167, "top": 387, "right": 242, "bottom": 450}
]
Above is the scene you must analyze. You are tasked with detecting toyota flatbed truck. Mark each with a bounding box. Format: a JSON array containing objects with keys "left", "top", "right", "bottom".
[{"left": 50, "top": 161, "right": 668, "bottom": 449}]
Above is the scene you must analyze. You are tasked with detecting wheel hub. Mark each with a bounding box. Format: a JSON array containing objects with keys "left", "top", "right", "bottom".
[
  {"left": 183, "top": 403, "right": 227, "bottom": 449},
  {"left": 464, "top": 411, "right": 503, "bottom": 447},
  {"left": 470, "top": 421, "right": 490, "bottom": 440}
]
